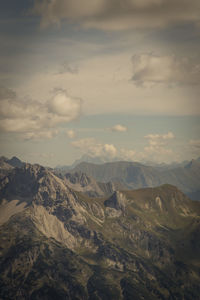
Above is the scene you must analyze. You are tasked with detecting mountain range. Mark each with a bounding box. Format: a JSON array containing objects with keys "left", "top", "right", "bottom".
[
  {"left": 0, "top": 162, "right": 200, "bottom": 299},
  {"left": 1, "top": 155, "right": 200, "bottom": 200},
  {"left": 69, "top": 159, "right": 200, "bottom": 200}
]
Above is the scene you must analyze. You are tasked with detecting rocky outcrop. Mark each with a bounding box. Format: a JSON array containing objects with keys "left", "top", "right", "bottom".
[{"left": 104, "top": 191, "right": 127, "bottom": 211}]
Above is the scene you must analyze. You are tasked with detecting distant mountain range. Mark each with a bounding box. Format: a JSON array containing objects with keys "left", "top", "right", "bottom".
[
  {"left": 68, "top": 159, "right": 200, "bottom": 201},
  {"left": 56, "top": 154, "right": 196, "bottom": 172},
  {"left": 55, "top": 154, "right": 124, "bottom": 172},
  {"left": 0, "top": 163, "right": 200, "bottom": 299}
]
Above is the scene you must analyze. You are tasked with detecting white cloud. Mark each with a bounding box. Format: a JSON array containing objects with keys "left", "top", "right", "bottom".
[
  {"left": 0, "top": 88, "right": 82, "bottom": 139},
  {"left": 71, "top": 137, "right": 138, "bottom": 161},
  {"left": 71, "top": 138, "right": 117, "bottom": 158},
  {"left": 103, "top": 144, "right": 117, "bottom": 157},
  {"left": 70, "top": 134, "right": 180, "bottom": 163},
  {"left": 120, "top": 149, "right": 136, "bottom": 161},
  {"left": 32, "top": 0, "right": 200, "bottom": 31},
  {"left": 142, "top": 131, "right": 175, "bottom": 161},
  {"left": 145, "top": 131, "right": 175, "bottom": 142},
  {"left": 110, "top": 124, "right": 127, "bottom": 132},
  {"left": 48, "top": 91, "right": 81, "bottom": 120},
  {"left": 66, "top": 129, "right": 76, "bottom": 139},
  {"left": 132, "top": 54, "right": 200, "bottom": 86}
]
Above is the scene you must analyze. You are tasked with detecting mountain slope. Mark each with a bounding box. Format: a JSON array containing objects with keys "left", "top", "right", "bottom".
[{"left": 0, "top": 164, "right": 200, "bottom": 299}]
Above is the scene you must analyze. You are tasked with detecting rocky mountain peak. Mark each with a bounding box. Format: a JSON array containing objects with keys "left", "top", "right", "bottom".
[
  {"left": 6, "top": 156, "right": 24, "bottom": 168},
  {"left": 104, "top": 190, "right": 127, "bottom": 211},
  {"left": 0, "top": 163, "right": 72, "bottom": 202},
  {"left": 65, "top": 172, "right": 92, "bottom": 187}
]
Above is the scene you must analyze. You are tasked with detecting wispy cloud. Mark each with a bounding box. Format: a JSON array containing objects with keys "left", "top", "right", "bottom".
[
  {"left": 24, "top": 129, "right": 58, "bottom": 141},
  {"left": 131, "top": 53, "right": 200, "bottom": 86}
]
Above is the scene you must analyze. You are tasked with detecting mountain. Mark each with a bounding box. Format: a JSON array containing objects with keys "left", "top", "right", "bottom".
[
  {"left": 0, "top": 155, "right": 25, "bottom": 168},
  {"left": 55, "top": 154, "right": 123, "bottom": 173},
  {"left": 71, "top": 159, "right": 200, "bottom": 200},
  {"left": 71, "top": 161, "right": 160, "bottom": 186},
  {"left": 0, "top": 156, "right": 25, "bottom": 179},
  {"left": 0, "top": 163, "right": 200, "bottom": 299},
  {"left": 63, "top": 171, "right": 126, "bottom": 197},
  {"left": 0, "top": 156, "right": 14, "bottom": 179},
  {"left": 6, "top": 156, "right": 25, "bottom": 168}
]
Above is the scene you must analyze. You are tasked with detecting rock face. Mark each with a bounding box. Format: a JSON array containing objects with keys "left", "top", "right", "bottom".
[{"left": 0, "top": 164, "right": 200, "bottom": 299}]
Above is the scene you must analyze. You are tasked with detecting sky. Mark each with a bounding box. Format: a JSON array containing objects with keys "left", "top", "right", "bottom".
[{"left": 0, "top": 0, "right": 200, "bottom": 167}]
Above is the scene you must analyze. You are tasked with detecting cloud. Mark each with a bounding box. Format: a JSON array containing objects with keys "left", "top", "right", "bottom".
[
  {"left": 57, "top": 62, "right": 78, "bottom": 75},
  {"left": 131, "top": 54, "right": 200, "bottom": 86},
  {"left": 32, "top": 0, "right": 200, "bottom": 31},
  {"left": 71, "top": 137, "right": 137, "bottom": 161},
  {"left": 71, "top": 138, "right": 117, "bottom": 158},
  {"left": 120, "top": 149, "right": 136, "bottom": 161},
  {"left": 145, "top": 131, "right": 175, "bottom": 142},
  {"left": 0, "top": 87, "right": 82, "bottom": 139},
  {"left": 70, "top": 134, "right": 178, "bottom": 163},
  {"left": 103, "top": 144, "right": 117, "bottom": 157},
  {"left": 143, "top": 131, "right": 175, "bottom": 160},
  {"left": 48, "top": 91, "right": 81, "bottom": 120},
  {"left": 66, "top": 129, "right": 76, "bottom": 139},
  {"left": 110, "top": 124, "right": 127, "bottom": 132}
]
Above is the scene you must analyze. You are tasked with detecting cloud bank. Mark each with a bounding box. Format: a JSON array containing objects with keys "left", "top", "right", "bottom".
[
  {"left": 143, "top": 131, "right": 175, "bottom": 161},
  {"left": 0, "top": 88, "right": 81, "bottom": 140},
  {"left": 71, "top": 138, "right": 117, "bottom": 158},
  {"left": 32, "top": 0, "right": 200, "bottom": 30},
  {"left": 71, "top": 137, "right": 137, "bottom": 162},
  {"left": 71, "top": 132, "right": 176, "bottom": 163}
]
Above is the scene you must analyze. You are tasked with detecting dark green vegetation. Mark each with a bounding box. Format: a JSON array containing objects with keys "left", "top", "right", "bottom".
[{"left": 0, "top": 164, "right": 200, "bottom": 299}]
